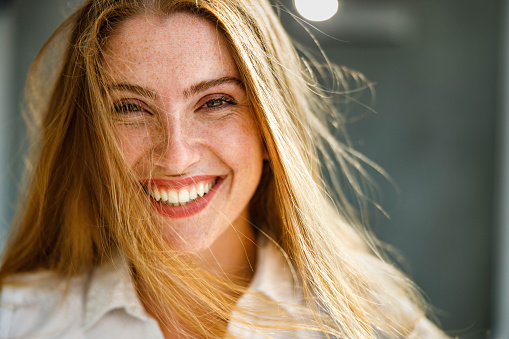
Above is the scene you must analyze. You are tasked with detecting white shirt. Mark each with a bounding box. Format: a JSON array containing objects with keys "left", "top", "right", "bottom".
[
  {"left": 0, "top": 243, "right": 444, "bottom": 339},
  {"left": 0, "top": 242, "right": 322, "bottom": 339}
]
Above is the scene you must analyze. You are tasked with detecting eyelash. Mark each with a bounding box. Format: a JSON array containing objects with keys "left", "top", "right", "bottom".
[
  {"left": 113, "top": 102, "right": 147, "bottom": 114},
  {"left": 199, "top": 96, "right": 237, "bottom": 111}
]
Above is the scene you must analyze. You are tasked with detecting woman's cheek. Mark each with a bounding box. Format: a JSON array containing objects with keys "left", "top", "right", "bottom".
[
  {"left": 114, "top": 125, "right": 154, "bottom": 169},
  {"left": 211, "top": 114, "right": 262, "bottom": 154}
]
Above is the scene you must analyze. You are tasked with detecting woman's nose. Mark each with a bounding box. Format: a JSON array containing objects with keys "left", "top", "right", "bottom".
[{"left": 152, "top": 117, "right": 200, "bottom": 175}]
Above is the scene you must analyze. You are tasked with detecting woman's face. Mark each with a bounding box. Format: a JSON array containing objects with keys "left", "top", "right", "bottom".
[{"left": 103, "top": 12, "right": 265, "bottom": 253}]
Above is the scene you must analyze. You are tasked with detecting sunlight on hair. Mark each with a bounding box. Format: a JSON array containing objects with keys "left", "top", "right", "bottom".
[{"left": 294, "top": 0, "right": 339, "bottom": 22}]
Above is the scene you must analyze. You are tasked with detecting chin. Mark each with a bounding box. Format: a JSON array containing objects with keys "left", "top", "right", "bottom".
[{"left": 158, "top": 222, "right": 224, "bottom": 255}]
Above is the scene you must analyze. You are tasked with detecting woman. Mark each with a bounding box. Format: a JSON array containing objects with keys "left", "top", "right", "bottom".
[{"left": 0, "top": 0, "right": 449, "bottom": 338}]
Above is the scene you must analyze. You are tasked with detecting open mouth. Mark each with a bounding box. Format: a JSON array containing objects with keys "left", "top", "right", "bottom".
[
  {"left": 145, "top": 178, "right": 218, "bottom": 206},
  {"left": 142, "top": 176, "right": 223, "bottom": 218}
]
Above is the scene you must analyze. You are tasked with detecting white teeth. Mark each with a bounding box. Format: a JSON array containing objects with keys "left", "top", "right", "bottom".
[
  {"left": 189, "top": 187, "right": 197, "bottom": 200},
  {"left": 147, "top": 179, "right": 217, "bottom": 206},
  {"left": 197, "top": 183, "right": 205, "bottom": 197},
  {"left": 167, "top": 190, "right": 179, "bottom": 204},
  {"left": 178, "top": 190, "right": 190, "bottom": 204},
  {"left": 160, "top": 190, "right": 168, "bottom": 202},
  {"left": 153, "top": 187, "right": 161, "bottom": 202}
]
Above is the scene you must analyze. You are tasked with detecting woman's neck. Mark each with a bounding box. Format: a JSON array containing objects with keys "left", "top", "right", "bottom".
[
  {"left": 200, "top": 220, "right": 258, "bottom": 282},
  {"left": 138, "top": 218, "right": 258, "bottom": 338}
]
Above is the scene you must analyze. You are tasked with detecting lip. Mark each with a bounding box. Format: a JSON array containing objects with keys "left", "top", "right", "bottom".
[{"left": 144, "top": 176, "right": 224, "bottom": 218}]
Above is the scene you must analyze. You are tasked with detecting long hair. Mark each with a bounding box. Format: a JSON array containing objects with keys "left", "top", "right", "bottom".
[{"left": 1, "top": 0, "right": 441, "bottom": 337}]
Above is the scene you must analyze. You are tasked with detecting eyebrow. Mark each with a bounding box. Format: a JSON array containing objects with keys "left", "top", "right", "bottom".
[
  {"left": 183, "top": 76, "right": 243, "bottom": 98},
  {"left": 108, "top": 83, "right": 158, "bottom": 99},
  {"left": 108, "top": 77, "right": 243, "bottom": 100}
]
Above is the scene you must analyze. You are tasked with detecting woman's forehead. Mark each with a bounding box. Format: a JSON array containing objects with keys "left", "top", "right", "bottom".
[{"left": 102, "top": 12, "right": 240, "bottom": 97}]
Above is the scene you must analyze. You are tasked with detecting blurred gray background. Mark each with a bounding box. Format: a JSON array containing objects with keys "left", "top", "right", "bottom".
[{"left": 0, "top": 0, "right": 504, "bottom": 338}]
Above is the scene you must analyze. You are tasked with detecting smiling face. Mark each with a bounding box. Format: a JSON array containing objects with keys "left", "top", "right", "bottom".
[{"left": 103, "top": 12, "right": 265, "bottom": 254}]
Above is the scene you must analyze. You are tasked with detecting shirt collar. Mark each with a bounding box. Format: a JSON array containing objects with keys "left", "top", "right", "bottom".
[
  {"left": 83, "top": 252, "right": 149, "bottom": 330},
  {"left": 247, "top": 239, "right": 300, "bottom": 305},
  {"left": 83, "top": 241, "right": 300, "bottom": 330}
]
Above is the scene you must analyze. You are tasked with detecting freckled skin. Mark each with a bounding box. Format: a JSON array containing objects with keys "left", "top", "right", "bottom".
[{"left": 103, "top": 13, "right": 264, "bottom": 267}]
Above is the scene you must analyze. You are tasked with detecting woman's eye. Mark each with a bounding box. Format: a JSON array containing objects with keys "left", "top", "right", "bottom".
[
  {"left": 201, "top": 96, "right": 237, "bottom": 109},
  {"left": 205, "top": 99, "right": 223, "bottom": 108},
  {"left": 114, "top": 102, "right": 145, "bottom": 114}
]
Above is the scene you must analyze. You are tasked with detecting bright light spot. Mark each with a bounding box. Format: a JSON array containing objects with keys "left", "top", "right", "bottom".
[{"left": 294, "top": 0, "right": 339, "bottom": 22}]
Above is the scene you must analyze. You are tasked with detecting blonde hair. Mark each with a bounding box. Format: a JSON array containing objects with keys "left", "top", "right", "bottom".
[{"left": 1, "top": 0, "right": 443, "bottom": 337}]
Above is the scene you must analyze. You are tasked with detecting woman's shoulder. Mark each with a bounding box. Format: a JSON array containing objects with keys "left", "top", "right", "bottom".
[
  {"left": 246, "top": 241, "right": 451, "bottom": 339},
  {"left": 408, "top": 317, "right": 451, "bottom": 339},
  {"left": 0, "top": 257, "right": 160, "bottom": 339},
  {"left": 1, "top": 270, "right": 88, "bottom": 302},
  {"left": 0, "top": 271, "right": 88, "bottom": 338}
]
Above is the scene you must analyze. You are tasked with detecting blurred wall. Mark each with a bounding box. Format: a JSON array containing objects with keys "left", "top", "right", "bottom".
[
  {"left": 281, "top": 0, "right": 499, "bottom": 337},
  {"left": 494, "top": 0, "right": 509, "bottom": 337},
  {"left": 0, "top": 0, "right": 501, "bottom": 338},
  {"left": 0, "top": 2, "right": 15, "bottom": 249},
  {"left": 0, "top": 0, "right": 82, "bottom": 247}
]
